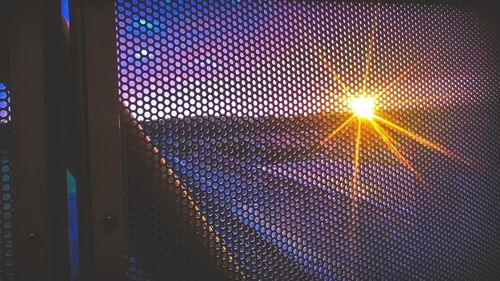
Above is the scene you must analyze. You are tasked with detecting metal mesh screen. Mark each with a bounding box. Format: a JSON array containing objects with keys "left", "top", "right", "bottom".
[
  {"left": 115, "top": 0, "right": 500, "bottom": 280},
  {"left": 0, "top": 4, "right": 14, "bottom": 280}
]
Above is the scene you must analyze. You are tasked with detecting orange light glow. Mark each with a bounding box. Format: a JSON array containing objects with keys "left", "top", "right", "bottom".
[
  {"left": 313, "top": 12, "right": 464, "bottom": 198},
  {"left": 373, "top": 115, "right": 450, "bottom": 157},
  {"left": 352, "top": 118, "right": 362, "bottom": 196},
  {"left": 319, "top": 115, "right": 355, "bottom": 147},
  {"left": 349, "top": 96, "right": 376, "bottom": 120}
]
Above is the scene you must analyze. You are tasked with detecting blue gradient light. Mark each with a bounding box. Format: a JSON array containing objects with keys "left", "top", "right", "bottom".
[
  {"left": 66, "top": 170, "right": 79, "bottom": 280},
  {"left": 61, "top": 0, "right": 70, "bottom": 24}
]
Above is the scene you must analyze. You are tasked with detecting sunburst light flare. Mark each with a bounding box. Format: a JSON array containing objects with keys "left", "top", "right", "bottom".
[
  {"left": 313, "top": 12, "right": 466, "bottom": 199},
  {"left": 349, "top": 96, "right": 376, "bottom": 120}
]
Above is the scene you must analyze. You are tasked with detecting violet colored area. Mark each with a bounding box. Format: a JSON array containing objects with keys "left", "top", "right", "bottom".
[
  {"left": 0, "top": 82, "right": 10, "bottom": 123},
  {"left": 116, "top": 0, "right": 500, "bottom": 280}
]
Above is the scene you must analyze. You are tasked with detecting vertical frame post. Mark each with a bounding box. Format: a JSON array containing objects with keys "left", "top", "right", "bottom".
[
  {"left": 72, "top": 0, "right": 127, "bottom": 280},
  {"left": 8, "top": 0, "right": 67, "bottom": 280}
]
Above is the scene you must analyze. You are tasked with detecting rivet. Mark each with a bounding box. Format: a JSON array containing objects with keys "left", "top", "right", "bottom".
[
  {"left": 24, "top": 232, "right": 40, "bottom": 249},
  {"left": 102, "top": 215, "right": 118, "bottom": 230}
]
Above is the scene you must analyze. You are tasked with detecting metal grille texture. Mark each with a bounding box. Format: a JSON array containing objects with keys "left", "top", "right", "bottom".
[
  {"left": 0, "top": 4, "right": 14, "bottom": 280},
  {"left": 115, "top": 0, "right": 500, "bottom": 280}
]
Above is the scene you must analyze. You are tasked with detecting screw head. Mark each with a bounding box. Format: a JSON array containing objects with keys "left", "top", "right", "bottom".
[
  {"left": 24, "top": 232, "right": 40, "bottom": 249},
  {"left": 102, "top": 215, "right": 117, "bottom": 230}
]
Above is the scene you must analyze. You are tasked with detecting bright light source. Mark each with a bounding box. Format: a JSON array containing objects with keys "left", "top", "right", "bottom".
[{"left": 349, "top": 96, "right": 375, "bottom": 120}]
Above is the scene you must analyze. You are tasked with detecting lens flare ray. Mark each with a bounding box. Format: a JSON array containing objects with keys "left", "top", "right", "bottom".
[
  {"left": 352, "top": 118, "right": 362, "bottom": 197},
  {"left": 374, "top": 115, "right": 450, "bottom": 156},
  {"left": 362, "top": 8, "right": 380, "bottom": 93},
  {"left": 314, "top": 14, "right": 464, "bottom": 198},
  {"left": 378, "top": 60, "right": 417, "bottom": 96},
  {"left": 349, "top": 118, "right": 362, "bottom": 236},
  {"left": 311, "top": 42, "right": 351, "bottom": 95},
  {"left": 371, "top": 120, "right": 418, "bottom": 175},
  {"left": 319, "top": 115, "right": 356, "bottom": 147}
]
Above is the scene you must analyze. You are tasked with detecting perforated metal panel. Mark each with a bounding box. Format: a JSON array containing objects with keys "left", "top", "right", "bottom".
[
  {"left": 0, "top": 83, "right": 13, "bottom": 280},
  {"left": 115, "top": 1, "right": 500, "bottom": 280},
  {"left": 0, "top": 4, "right": 14, "bottom": 280}
]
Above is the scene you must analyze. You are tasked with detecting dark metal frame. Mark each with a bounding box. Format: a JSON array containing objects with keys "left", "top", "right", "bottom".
[
  {"left": 71, "top": 0, "right": 127, "bottom": 280},
  {"left": 8, "top": 0, "right": 69, "bottom": 280}
]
